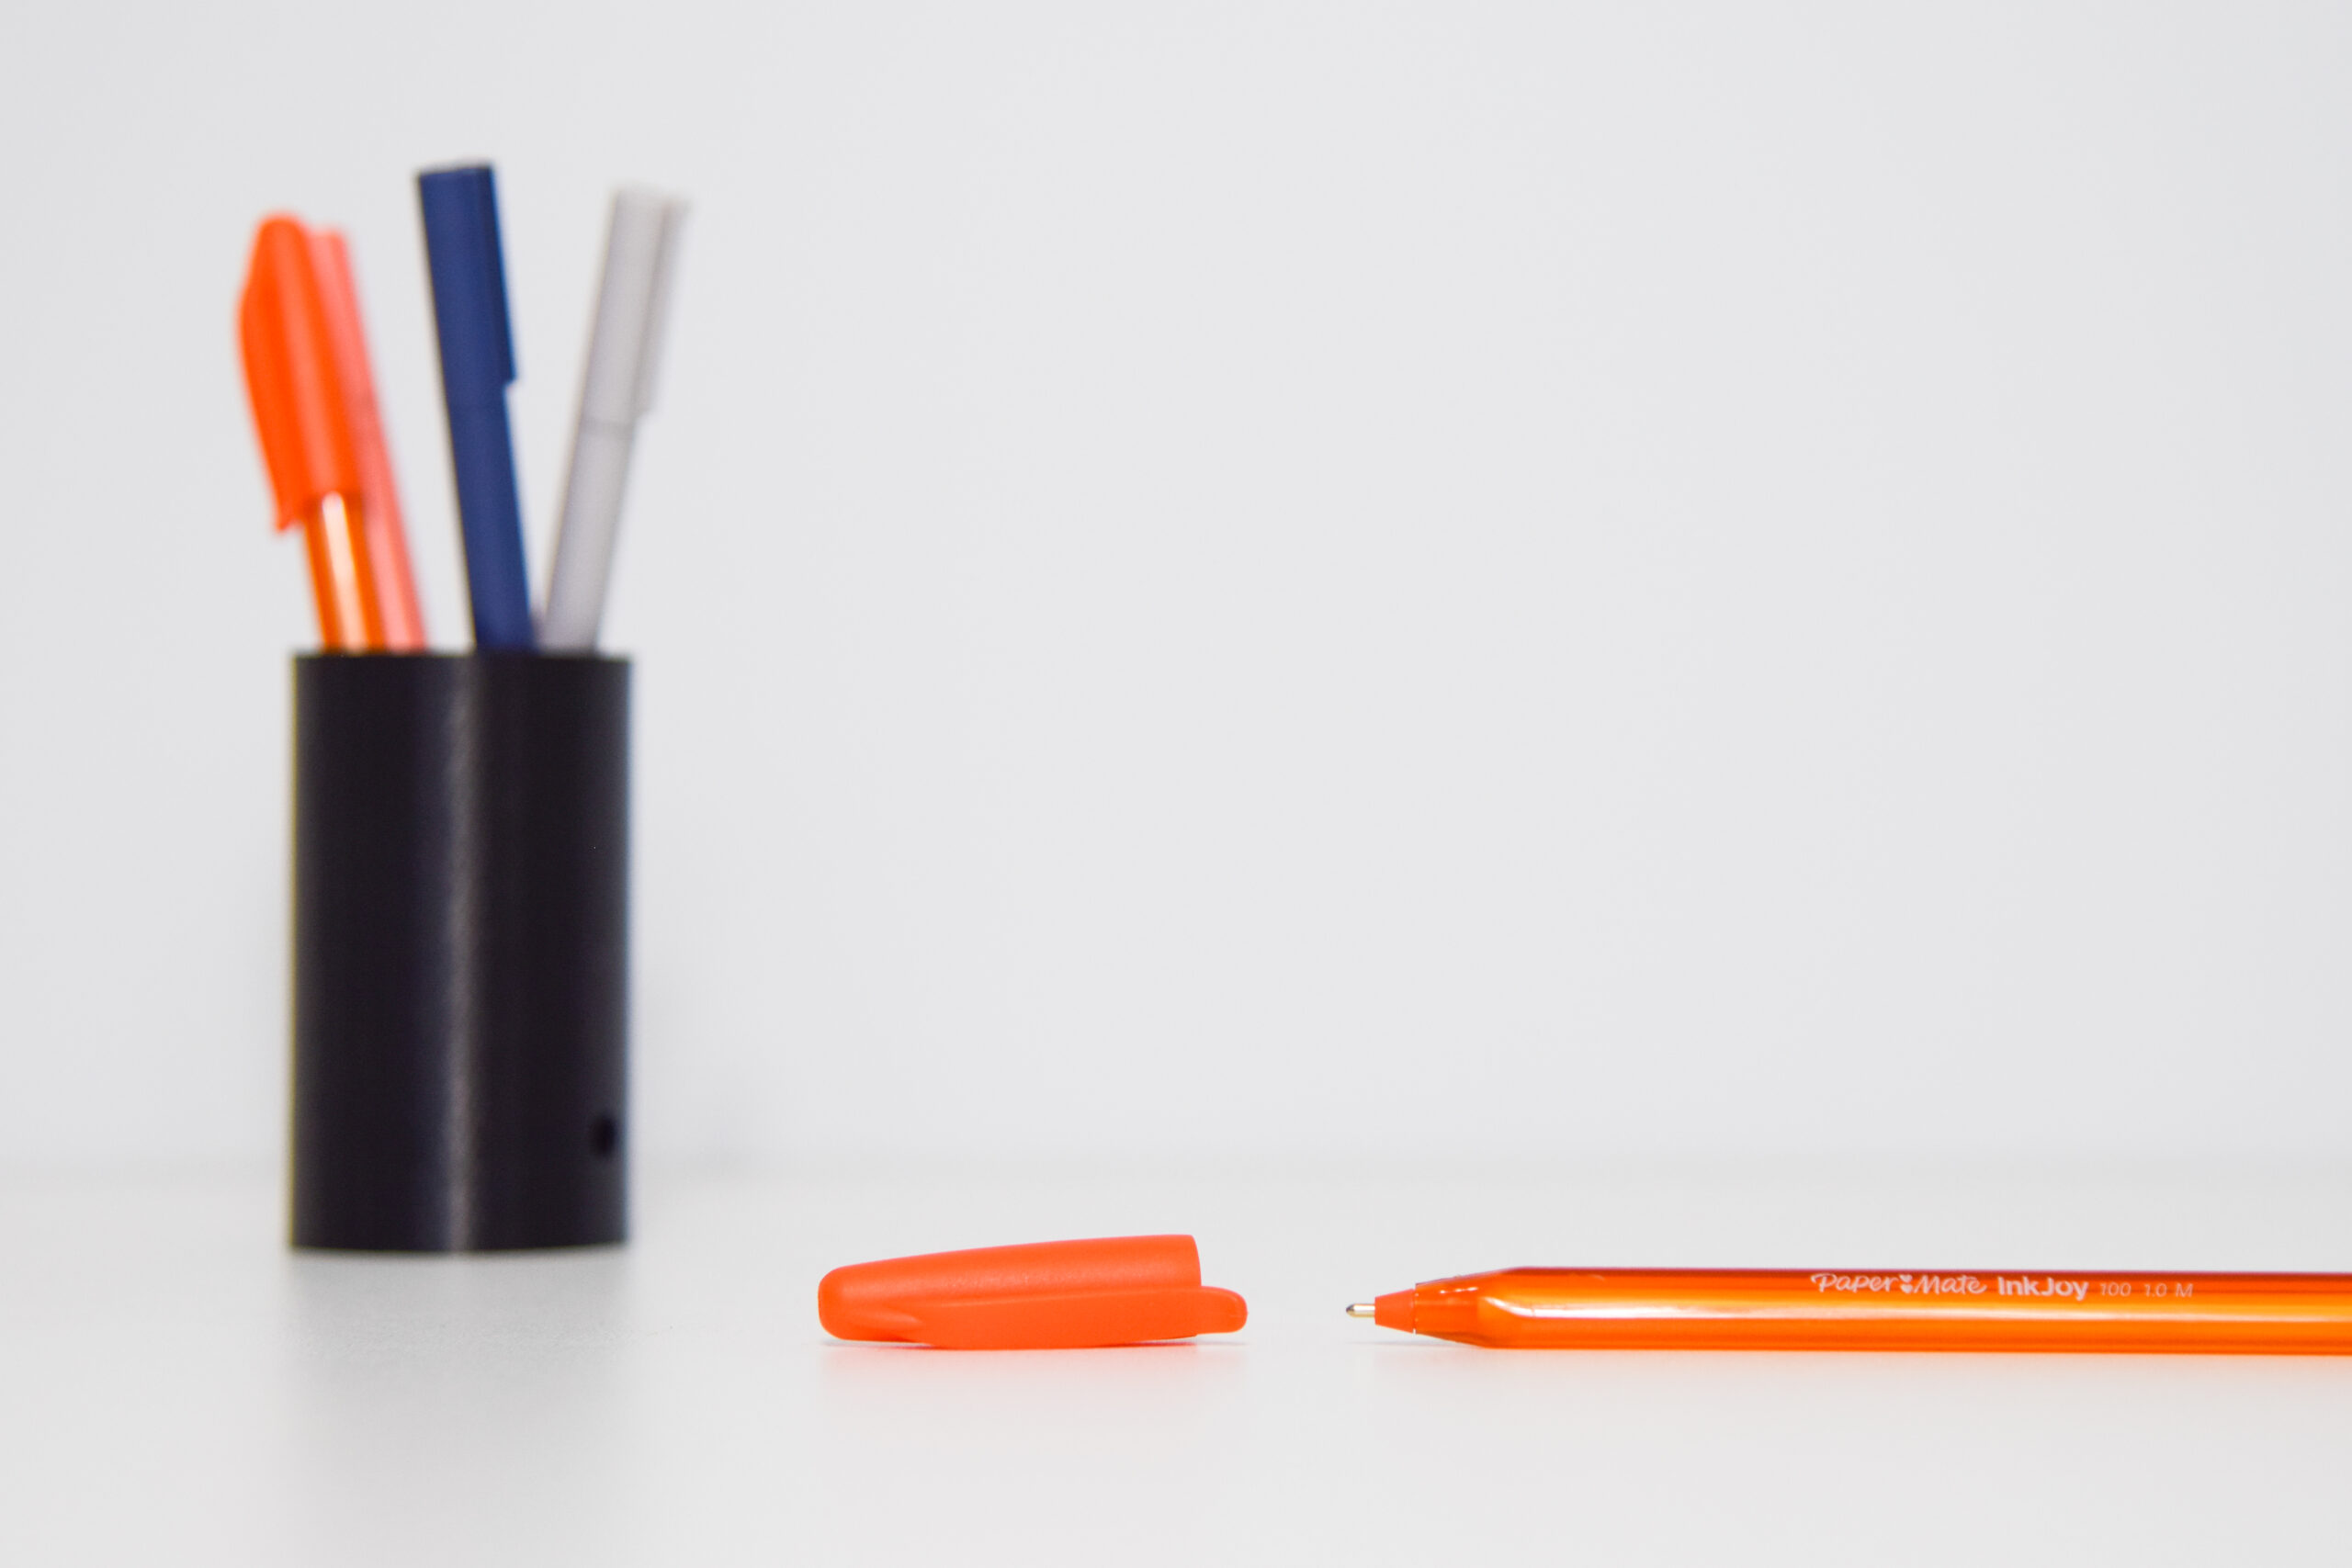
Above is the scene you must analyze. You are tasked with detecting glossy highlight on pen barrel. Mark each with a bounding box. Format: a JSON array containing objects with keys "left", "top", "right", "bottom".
[
  {"left": 305, "top": 492, "right": 379, "bottom": 649},
  {"left": 1356, "top": 1268, "right": 2352, "bottom": 1353}
]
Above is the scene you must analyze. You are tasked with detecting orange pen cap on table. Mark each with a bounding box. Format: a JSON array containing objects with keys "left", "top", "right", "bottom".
[
  {"left": 239, "top": 215, "right": 395, "bottom": 650},
  {"left": 820, "top": 1235, "right": 1248, "bottom": 1349}
]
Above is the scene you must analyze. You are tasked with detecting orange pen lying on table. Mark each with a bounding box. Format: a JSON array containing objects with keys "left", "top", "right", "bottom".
[
  {"left": 1351, "top": 1268, "right": 2352, "bottom": 1354},
  {"left": 239, "top": 215, "right": 423, "bottom": 650}
]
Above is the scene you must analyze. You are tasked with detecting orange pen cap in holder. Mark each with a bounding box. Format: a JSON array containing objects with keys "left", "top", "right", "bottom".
[
  {"left": 239, "top": 215, "right": 383, "bottom": 650},
  {"left": 820, "top": 1235, "right": 1248, "bottom": 1349}
]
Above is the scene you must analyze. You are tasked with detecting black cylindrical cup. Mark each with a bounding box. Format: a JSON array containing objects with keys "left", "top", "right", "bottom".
[{"left": 291, "top": 653, "right": 628, "bottom": 1251}]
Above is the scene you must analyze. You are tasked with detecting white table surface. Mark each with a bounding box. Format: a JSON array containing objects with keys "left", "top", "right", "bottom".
[{"left": 6, "top": 1161, "right": 2349, "bottom": 1564}]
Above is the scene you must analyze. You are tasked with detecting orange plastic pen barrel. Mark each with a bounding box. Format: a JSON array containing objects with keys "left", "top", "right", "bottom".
[
  {"left": 311, "top": 231, "right": 425, "bottom": 649},
  {"left": 1353, "top": 1268, "right": 2352, "bottom": 1355},
  {"left": 239, "top": 216, "right": 384, "bottom": 651}
]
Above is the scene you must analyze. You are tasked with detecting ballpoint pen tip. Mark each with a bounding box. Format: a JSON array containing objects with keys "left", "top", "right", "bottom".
[{"left": 1346, "top": 1303, "right": 1375, "bottom": 1318}]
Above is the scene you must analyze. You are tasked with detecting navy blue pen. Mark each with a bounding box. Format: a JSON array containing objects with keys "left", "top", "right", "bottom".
[{"left": 418, "top": 164, "right": 535, "bottom": 649}]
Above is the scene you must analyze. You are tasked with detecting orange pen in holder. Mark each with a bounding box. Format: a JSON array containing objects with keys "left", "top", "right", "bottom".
[
  {"left": 310, "top": 230, "right": 426, "bottom": 649},
  {"left": 1353, "top": 1267, "right": 2352, "bottom": 1354},
  {"left": 240, "top": 216, "right": 386, "bottom": 650}
]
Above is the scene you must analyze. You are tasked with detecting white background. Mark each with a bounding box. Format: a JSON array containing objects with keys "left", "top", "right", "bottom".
[{"left": 6, "top": 0, "right": 2352, "bottom": 1171}]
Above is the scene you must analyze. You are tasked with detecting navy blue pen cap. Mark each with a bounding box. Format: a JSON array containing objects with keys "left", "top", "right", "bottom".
[
  {"left": 418, "top": 162, "right": 535, "bottom": 649},
  {"left": 417, "top": 164, "right": 516, "bottom": 400}
]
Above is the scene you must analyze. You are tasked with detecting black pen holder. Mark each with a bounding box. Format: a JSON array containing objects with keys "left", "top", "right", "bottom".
[{"left": 291, "top": 653, "right": 629, "bottom": 1251}]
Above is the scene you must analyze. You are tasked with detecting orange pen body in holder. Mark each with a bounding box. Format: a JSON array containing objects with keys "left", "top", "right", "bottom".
[
  {"left": 310, "top": 231, "right": 426, "bottom": 649},
  {"left": 240, "top": 214, "right": 425, "bottom": 651},
  {"left": 1365, "top": 1268, "right": 2352, "bottom": 1354}
]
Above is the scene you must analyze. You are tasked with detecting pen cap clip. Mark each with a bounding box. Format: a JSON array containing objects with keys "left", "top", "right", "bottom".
[
  {"left": 417, "top": 164, "right": 517, "bottom": 398},
  {"left": 240, "top": 216, "right": 360, "bottom": 528},
  {"left": 818, "top": 1235, "right": 1249, "bottom": 1349},
  {"left": 579, "top": 188, "right": 686, "bottom": 425}
]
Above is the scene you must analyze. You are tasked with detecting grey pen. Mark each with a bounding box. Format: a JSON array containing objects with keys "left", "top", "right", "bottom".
[{"left": 541, "top": 187, "right": 687, "bottom": 649}]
